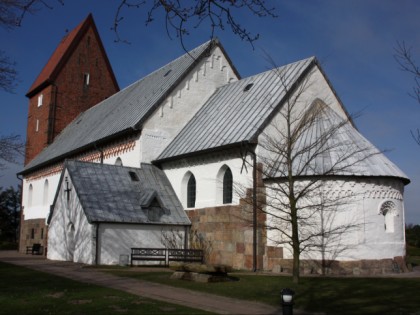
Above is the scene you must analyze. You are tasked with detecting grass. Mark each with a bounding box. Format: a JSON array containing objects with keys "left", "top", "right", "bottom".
[
  {"left": 407, "top": 245, "right": 420, "bottom": 267},
  {"left": 104, "top": 268, "right": 420, "bottom": 315},
  {"left": 0, "top": 262, "right": 212, "bottom": 315}
]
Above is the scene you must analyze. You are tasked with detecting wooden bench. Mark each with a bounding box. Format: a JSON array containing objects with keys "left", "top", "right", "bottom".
[
  {"left": 130, "top": 248, "right": 166, "bottom": 266},
  {"left": 26, "top": 243, "right": 43, "bottom": 255},
  {"left": 130, "top": 248, "right": 204, "bottom": 266},
  {"left": 168, "top": 249, "right": 204, "bottom": 264}
]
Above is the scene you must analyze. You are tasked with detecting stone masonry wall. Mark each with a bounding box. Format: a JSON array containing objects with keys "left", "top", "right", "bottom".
[{"left": 19, "top": 218, "right": 47, "bottom": 255}]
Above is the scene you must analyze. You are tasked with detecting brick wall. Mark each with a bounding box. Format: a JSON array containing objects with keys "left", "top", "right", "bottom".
[{"left": 25, "top": 25, "right": 118, "bottom": 164}]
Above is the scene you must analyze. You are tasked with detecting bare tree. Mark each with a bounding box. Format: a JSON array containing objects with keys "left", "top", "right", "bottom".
[
  {"left": 161, "top": 227, "right": 213, "bottom": 263},
  {"left": 0, "top": 134, "right": 24, "bottom": 171},
  {"left": 112, "top": 0, "right": 277, "bottom": 49},
  {"left": 0, "top": 50, "right": 17, "bottom": 92},
  {"left": 394, "top": 41, "right": 420, "bottom": 144},
  {"left": 238, "top": 61, "right": 378, "bottom": 283},
  {"left": 0, "top": 0, "right": 63, "bottom": 92}
]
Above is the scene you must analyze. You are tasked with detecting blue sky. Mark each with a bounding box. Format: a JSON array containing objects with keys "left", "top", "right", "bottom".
[{"left": 1, "top": 0, "right": 419, "bottom": 223}]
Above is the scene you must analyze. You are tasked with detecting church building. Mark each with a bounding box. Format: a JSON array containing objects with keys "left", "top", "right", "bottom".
[{"left": 18, "top": 15, "right": 409, "bottom": 274}]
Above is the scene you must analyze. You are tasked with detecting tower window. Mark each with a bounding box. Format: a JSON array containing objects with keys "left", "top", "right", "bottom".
[
  {"left": 83, "top": 73, "right": 90, "bottom": 86},
  {"left": 35, "top": 119, "right": 39, "bottom": 132},
  {"left": 37, "top": 94, "right": 43, "bottom": 107}
]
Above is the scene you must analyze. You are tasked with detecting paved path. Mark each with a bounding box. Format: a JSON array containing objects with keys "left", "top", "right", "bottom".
[{"left": 0, "top": 251, "right": 280, "bottom": 315}]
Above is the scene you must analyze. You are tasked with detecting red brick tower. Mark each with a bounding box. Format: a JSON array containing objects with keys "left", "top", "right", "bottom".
[{"left": 25, "top": 14, "right": 119, "bottom": 164}]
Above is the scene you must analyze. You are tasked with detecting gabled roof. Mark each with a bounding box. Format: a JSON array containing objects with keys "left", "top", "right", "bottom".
[
  {"left": 50, "top": 160, "right": 190, "bottom": 225},
  {"left": 156, "top": 57, "right": 316, "bottom": 162},
  {"left": 266, "top": 103, "right": 410, "bottom": 183},
  {"left": 21, "top": 39, "right": 225, "bottom": 174},
  {"left": 26, "top": 13, "right": 118, "bottom": 97}
]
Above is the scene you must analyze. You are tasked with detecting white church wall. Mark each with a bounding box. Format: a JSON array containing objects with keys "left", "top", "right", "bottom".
[
  {"left": 101, "top": 136, "right": 142, "bottom": 168},
  {"left": 161, "top": 150, "right": 253, "bottom": 209},
  {"left": 98, "top": 224, "right": 187, "bottom": 265},
  {"left": 266, "top": 178, "right": 405, "bottom": 261},
  {"left": 22, "top": 173, "right": 61, "bottom": 221},
  {"left": 47, "top": 169, "right": 95, "bottom": 264},
  {"left": 141, "top": 47, "right": 239, "bottom": 163}
]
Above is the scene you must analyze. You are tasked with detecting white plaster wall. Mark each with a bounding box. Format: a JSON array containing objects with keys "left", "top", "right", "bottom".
[
  {"left": 141, "top": 47, "right": 238, "bottom": 163},
  {"left": 22, "top": 136, "right": 141, "bottom": 224},
  {"left": 22, "top": 173, "right": 60, "bottom": 221},
  {"left": 266, "top": 178, "right": 406, "bottom": 261},
  {"left": 101, "top": 136, "right": 141, "bottom": 168},
  {"left": 98, "top": 224, "right": 187, "bottom": 265},
  {"left": 162, "top": 151, "right": 253, "bottom": 209},
  {"left": 47, "top": 169, "right": 95, "bottom": 264}
]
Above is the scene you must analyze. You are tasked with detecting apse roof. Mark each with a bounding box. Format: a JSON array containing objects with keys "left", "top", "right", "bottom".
[
  {"left": 265, "top": 103, "right": 410, "bottom": 183},
  {"left": 51, "top": 160, "right": 190, "bottom": 225},
  {"left": 157, "top": 57, "right": 316, "bottom": 161},
  {"left": 21, "top": 39, "right": 222, "bottom": 174}
]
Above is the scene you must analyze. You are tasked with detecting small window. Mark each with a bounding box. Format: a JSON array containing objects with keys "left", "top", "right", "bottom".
[
  {"left": 223, "top": 168, "right": 233, "bottom": 204},
  {"left": 28, "top": 184, "right": 33, "bottom": 207},
  {"left": 115, "top": 157, "right": 123, "bottom": 166},
  {"left": 187, "top": 175, "right": 196, "bottom": 208},
  {"left": 35, "top": 119, "right": 39, "bottom": 132},
  {"left": 41, "top": 228, "right": 44, "bottom": 239},
  {"left": 243, "top": 83, "right": 254, "bottom": 92},
  {"left": 129, "top": 171, "right": 139, "bottom": 181},
  {"left": 37, "top": 94, "right": 43, "bottom": 107},
  {"left": 83, "top": 73, "right": 90, "bottom": 86},
  {"left": 31, "top": 228, "right": 35, "bottom": 239}
]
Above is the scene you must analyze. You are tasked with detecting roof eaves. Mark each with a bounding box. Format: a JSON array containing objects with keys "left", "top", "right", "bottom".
[
  {"left": 19, "top": 128, "right": 138, "bottom": 176},
  {"left": 153, "top": 141, "right": 256, "bottom": 165}
]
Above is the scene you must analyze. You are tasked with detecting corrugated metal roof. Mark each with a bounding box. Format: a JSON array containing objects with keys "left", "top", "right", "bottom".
[
  {"left": 22, "top": 39, "right": 217, "bottom": 174},
  {"left": 265, "top": 102, "right": 409, "bottom": 182},
  {"left": 62, "top": 160, "right": 190, "bottom": 225},
  {"left": 157, "top": 57, "right": 315, "bottom": 161}
]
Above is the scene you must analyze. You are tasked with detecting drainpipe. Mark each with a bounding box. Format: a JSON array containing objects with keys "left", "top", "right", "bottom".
[
  {"left": 93, "top": 143, "right": 104, "bottom": 164},
  {"left": 16, "top": 174, "right": 24, "bottom": 252},
  {"left": 95, "top": 223, "right": 100, "bottom": 265},
  {"left": 250, "top": 150, "right": 258, "bottom": 272}
]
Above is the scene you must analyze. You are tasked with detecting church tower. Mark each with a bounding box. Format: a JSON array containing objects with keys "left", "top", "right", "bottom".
[{"left": 24, "top": 14, "right": 119, "bottom": 164}]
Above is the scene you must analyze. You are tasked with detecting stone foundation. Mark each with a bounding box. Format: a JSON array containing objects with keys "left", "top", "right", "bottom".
[
  {"left": 19, "top": 218, "right": 48, "bottom": 254},
  {"left": 187, "top": 203, "right": 266, "bottom": 270},
  {"left": 267, "top": 257, "right": 408, "bottom": 276}
]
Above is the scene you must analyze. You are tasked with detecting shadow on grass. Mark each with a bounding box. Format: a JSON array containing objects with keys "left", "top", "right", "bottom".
[
  {"left": 0, "top": 262, "right": 213, "bottom": 315},
  {"left": 105, "top": 268, "right": 420, "bottom": 315}
]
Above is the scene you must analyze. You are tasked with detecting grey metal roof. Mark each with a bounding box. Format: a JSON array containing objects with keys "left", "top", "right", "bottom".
[
  {"left": 22, "top": 39, "right": 219, "bottom": 174},
  {"left": 156, "top": 57, "right": 316, "bottom": 161},
  {"left": 59, "top": 160, "right": 190, "bottom": 225},
  {"left": 265, "top": 103, "right": 410, "bottom": 183}
]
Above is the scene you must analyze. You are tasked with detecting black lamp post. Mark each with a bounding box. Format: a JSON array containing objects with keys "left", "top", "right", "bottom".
[{"left": 281, "top": 288, "right": 295, "bottom": 315}]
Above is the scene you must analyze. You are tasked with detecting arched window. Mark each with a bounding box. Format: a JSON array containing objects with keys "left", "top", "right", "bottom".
[
  {"left": 379, "top": 200, "right": 397, "bottom": 233},
  {"left": 115, "top": 157, "right": 123, "bottom": 166},
  {"left": 223, "top": 168, "right": 233, "bottom": 204},
  {"left": 28, "top": 184, "right": 33, "bottom": 207},
  {"left": 187, "top": 174, "right": 196, "bottom": 208},
  {"left": 43, "top": 180, "right": 49, "bottom": 205}
]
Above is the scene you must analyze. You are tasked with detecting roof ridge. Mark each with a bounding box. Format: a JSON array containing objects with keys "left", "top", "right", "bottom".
[{"left": 26, "top": 14, "right": 94, "bottom": 96}]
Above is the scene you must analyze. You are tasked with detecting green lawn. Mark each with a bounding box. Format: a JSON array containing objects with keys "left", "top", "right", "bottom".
[
  {"left": 407, "top": 245, "right": 420, "bottom": 267},
  {"left": 0, "top": 262, "right": 212, "bottom": 315},
  {"left": 105, "top": 268, "right": 420, "bottom": 315}
]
